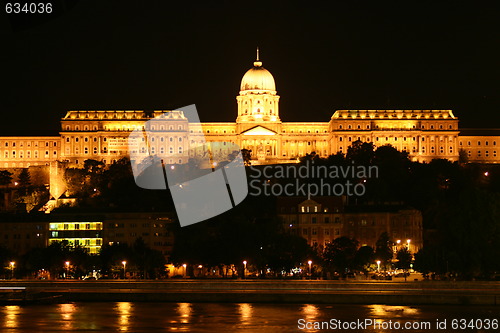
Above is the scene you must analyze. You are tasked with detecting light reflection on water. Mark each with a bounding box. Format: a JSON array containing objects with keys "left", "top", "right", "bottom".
[
  {"left": 0, "top": 302, "right": 498, "bottom": 332},
  {"left": 3, "top": 305, "right": 21, "bottom": 329},
  {"left": 239, "top": 303, "right": 253, "bottom": 325},
  {"left": 116, "top": 302, "right": 132, "bottom": 331},
  {"left": 59, "top": 303, "right": 76, "bottom": 331}
]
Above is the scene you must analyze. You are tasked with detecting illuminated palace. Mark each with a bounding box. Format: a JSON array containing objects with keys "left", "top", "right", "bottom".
[{"left": 0, "top": 54, "right": 499, "bottom": 169}]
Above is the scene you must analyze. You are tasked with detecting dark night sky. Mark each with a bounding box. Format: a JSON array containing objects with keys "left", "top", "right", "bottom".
[{"left": 1, "top": 0, "right": 499, "bottom": 134}]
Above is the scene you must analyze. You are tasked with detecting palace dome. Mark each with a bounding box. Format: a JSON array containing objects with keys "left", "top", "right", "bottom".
[{"left": 240, "top": 59, "right": 276, "bottom": 92}]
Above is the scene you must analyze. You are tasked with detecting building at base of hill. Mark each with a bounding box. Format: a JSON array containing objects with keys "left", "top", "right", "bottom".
[
  {"left": 0, "top": 212, "right": 175, "bottom": 259},
  {"left": 277, "top": 196, "right": 422, "bottom": 253}
]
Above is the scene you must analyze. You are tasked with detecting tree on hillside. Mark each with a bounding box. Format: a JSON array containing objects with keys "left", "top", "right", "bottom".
[
  {"left": 241, "top": 149, "right": 252, "bottom": 166},
  {"left": 346, "top": 140, "right": 375, "bottom": 165},
  {"left": 18, "top": 168, "right": 31, "bottom": 187},
  {"left": 354, "top": 245, "right": 375, "bottom": 271},
  {"left": 83, "top": 159, "right": 105, "bottom": 174},
  {"left": 375, "top": 232, "right": 393, "bottom": 269},
  {"left": 323, "top": 237, "right": 359, "bottom": 275},
  {"left": 396, "top": 247, "right": 413, "bottom": 281},
  {"left": 0, "top": 170, "right": 13, "bottom": 186},
  {"left": 458, "top": 148, "right": 469, "bottom": 164}
]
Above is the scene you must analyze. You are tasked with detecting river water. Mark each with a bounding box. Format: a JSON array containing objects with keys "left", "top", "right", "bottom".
[{"left": 1, "top": 302, "right": 499, "bottom": 332}]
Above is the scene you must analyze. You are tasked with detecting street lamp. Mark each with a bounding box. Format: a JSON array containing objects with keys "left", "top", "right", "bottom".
[
  {"left": 307, "top": 260, "right": 312, "bottom": 278},
  {"left": 182, "top": 263, "right": 187, "bottom": 277},
  {"left": 65, "top": 261, "right": 70, "bottom": 279},
  {"left": 394, "top": 239, "right": 401, "bottom": 253},
  {"left": 376, "top": 260, "right": 381, "bottom": 272},
  {"left": 122, "top": 261, "right": 127, "bottom": 279},
  {"left": 10, "top": 262, "right": 15, "bottom": 279},
  {"left": 407, "top": 239, "right": 411, "bottom": 252},
  {"left": 242, "top": 260, "right": 247, "bottom": 279}
]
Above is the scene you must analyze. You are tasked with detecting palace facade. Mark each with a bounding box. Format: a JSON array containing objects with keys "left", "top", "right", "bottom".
[{"left": 1, "top": 55, "right": 499, "bottom": 170}]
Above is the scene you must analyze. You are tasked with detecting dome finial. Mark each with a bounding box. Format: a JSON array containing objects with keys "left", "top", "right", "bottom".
[{"left": 254, "top": 47, "right": 262, "bottom": 67}]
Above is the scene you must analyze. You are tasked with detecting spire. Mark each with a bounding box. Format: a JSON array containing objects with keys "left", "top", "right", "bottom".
[{"left": 253, "top": 47, "right": 262, "bottom": 67}]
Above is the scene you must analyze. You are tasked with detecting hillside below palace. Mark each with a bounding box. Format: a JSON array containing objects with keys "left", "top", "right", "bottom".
[{"left": 1, "top": 54, "right": 499, "bottom": 169}]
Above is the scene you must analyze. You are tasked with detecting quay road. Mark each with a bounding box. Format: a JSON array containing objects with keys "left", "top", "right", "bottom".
[{"left": 1, "top": 280, "right": 500, "bottom": 305}]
